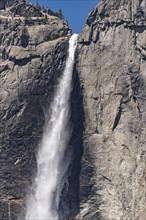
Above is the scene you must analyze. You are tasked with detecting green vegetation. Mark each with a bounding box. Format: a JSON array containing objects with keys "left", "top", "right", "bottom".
[
  {"left": 35, "top": 0, "right": 41, "bottom": 11},
  {"left": 58, "top": 8, "right": 64, "bottom": 19}
]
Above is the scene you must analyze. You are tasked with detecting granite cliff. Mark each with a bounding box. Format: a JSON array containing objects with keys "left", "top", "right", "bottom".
[
  {"left": 0, "top": 0, "right": 71, "bottom": 219},
  {"left": 76, "top": 0, "right": 146, "bottom": 219},
  {"left": 0, "top": 0, "right": 146, "bottom": 219}
]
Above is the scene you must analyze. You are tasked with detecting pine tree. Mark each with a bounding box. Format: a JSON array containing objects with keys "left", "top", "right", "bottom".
[
  {"left": 44, "top": 14, "right": 48, "bottom": 22},
  {"left": 58, "top": 8, "right": 64, "bottom": 19},
  {"left": 35, "top": 0, "right": 41, "bottom": 11}
]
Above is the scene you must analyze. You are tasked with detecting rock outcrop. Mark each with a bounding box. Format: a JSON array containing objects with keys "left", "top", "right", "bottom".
[
  {"left": 76, "top": 0, "right": 146, "bottom": 219},
  {"left": 0, "top": 1, "right": 71, "bottom": 219}
]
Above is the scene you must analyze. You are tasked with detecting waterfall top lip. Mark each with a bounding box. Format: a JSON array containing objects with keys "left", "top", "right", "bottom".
[
  {"left": 71, "top": 33, "right": 78, "bottom": 39},
  {"left": 72, "top": 33, "right": 78, "bottom": 38},
  {"left": 69, "top": 34, "right": 78, "bottom": 51},
  {"left": 73, "top": 33, "right": 78, "bottom": 36},
  {"left": 70, "top": 33, "right": 78, "bottom": 43}
]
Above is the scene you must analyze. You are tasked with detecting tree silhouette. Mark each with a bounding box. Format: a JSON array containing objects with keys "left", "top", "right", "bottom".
[
  {"left": 58, "top": 8, "right": 64, "bottom": 19},
  {"left": 35, "top": 0, "right": 41, "bottom": 11}
]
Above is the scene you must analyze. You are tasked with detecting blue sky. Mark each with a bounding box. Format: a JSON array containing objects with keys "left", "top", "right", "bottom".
[{"left": 30, "top": 0, "right": 99, "bottom": 33}]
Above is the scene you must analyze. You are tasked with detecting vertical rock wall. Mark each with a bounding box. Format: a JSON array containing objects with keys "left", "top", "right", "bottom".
[
  {"left": 76, "top": 0, "right": 146, "bottom": 219},
  {"left": 0, "top": 2, "right": 71, "bottom": 219},
  {"left": 0, "top": 0, "right": 146, "bottom": 219}
]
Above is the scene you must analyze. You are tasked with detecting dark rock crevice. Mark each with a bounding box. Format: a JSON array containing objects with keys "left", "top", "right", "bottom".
[
  {"left": 61, "top": 61, "right": 85, "bottom": 220},
  {"left": 112, "top": 106, "right": 122, "bottom": 131}
]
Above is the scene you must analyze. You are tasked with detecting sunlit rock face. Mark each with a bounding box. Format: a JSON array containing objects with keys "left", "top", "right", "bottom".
[
  {"left": 76, "top": 0, "right": 146, "bottom": 219},
  {"left": 0, "top": 1, "right": 71, "bottom": 219}
]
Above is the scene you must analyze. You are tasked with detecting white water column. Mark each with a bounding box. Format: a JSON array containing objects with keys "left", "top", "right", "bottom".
[{"left": 25, "top": 34, "right": 78, "bottom": 220}]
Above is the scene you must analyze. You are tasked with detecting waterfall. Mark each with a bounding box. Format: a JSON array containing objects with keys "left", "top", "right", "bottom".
[{"left": 25, "top": 34, "right": 78, "bottom": 220}]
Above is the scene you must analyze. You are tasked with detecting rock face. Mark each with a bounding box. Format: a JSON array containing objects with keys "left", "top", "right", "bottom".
[
  {"left": 76, "top": 0, "right": 146, "bottom": 219},
  {"left": 0, "top": 0, "right": 146, "bottom": 220},
  {"left": 0, "top": 1, "right": 71, "bottom": 219}
]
